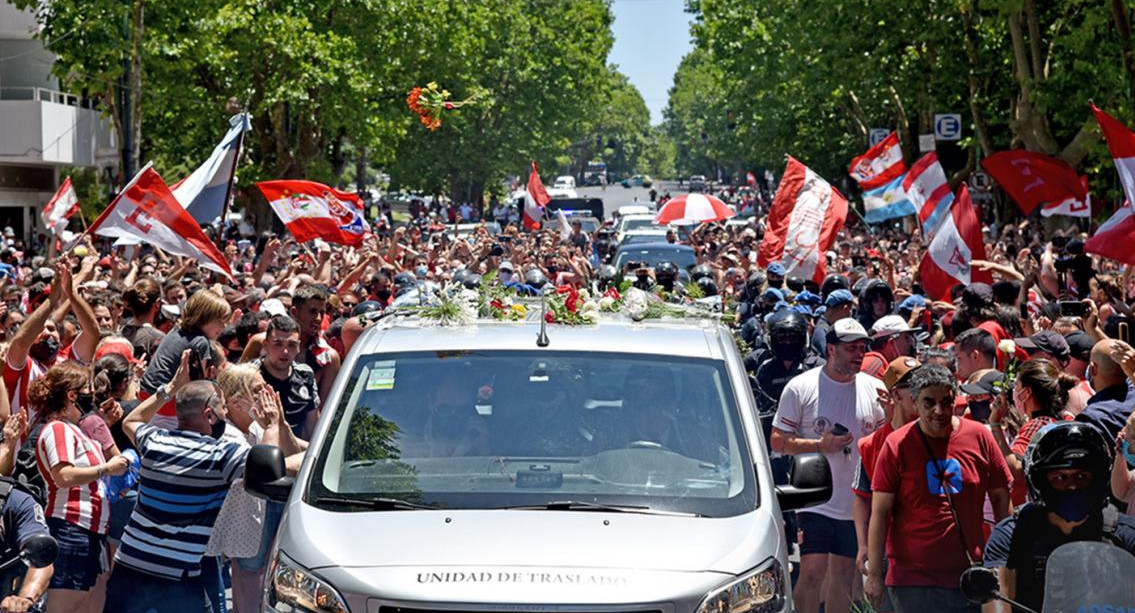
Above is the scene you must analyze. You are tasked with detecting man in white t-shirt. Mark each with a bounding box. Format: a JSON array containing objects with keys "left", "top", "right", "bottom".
[{"left": 771, "top": 318, "right": 885, "bottom": 613}]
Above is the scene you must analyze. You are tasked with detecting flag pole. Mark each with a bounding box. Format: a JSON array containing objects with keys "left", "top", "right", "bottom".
[
  {"left": 217, "top": 113, "right": 247, "bottom": 253},
  {"left": 848, "top": 199, "right": 884, "bottom": 246}
]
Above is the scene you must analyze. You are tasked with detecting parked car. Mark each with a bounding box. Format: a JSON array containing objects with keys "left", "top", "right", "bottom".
[
  {"left": 246, "top": 305, "right": 833, "bottom": 613},
  {"left": 688, "top": 175, "right": 707, "bottom": 192},
  {"left": 621, "top": 174, "right": 654, "bottom": 188},
  {"left": 553, "top": 175, "right": 576, "bottom": 190}
]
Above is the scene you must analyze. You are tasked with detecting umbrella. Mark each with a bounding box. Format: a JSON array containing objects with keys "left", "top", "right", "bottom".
[{"left": 654, "top": 193, "right": 736, "bottom": 226}]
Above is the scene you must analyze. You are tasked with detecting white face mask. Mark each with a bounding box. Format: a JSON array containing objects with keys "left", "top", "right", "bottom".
[{"left": 499, "top": 271, "right": 513, "bottom": 283}]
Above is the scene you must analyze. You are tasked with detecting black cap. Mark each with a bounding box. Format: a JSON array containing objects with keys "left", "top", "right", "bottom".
[
  {"left": 1064, "top": 331, "right": 1094, "bottom": 361},
  {"left": 1015, "top": 330, "right": 1070, "bottom": 360},
  {"left": 960, "top": 370, "right": 1005, "bottom": 396},
  {"left": 962, "top": 283, "right": 995, "bottom": 308}
]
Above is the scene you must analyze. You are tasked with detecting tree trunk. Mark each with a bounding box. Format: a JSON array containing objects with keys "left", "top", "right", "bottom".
[
  {"left": 1008, "top": 8, "right": 1060, "bottom": 153},
  {"left": 1112, "top": 0, "right": 1135, "bottom": 106},
  {"left": 960, "top": 0, "right": 995, "bottom": 158},
  {"left": 129, "top": 0, "right": 145, "bottom": 170}
]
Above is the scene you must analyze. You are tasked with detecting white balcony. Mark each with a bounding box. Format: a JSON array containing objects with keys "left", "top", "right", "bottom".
[{"left": 0, "top": 86, "right": 116, "bottom": 168}]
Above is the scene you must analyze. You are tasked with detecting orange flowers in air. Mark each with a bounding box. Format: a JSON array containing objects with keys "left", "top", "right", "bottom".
[{"left": 406, "top": 82, "right": 485, "bottom": 132}]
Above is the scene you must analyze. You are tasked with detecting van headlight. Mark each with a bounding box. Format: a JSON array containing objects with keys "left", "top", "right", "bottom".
[
  {"left": 695, "top": 559, "right": 786, "bottom": 613},
  {"left": 268, "top": 552, "right": 350, "bottom": 613}
]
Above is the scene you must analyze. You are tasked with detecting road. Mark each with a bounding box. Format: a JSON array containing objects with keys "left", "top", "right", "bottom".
[{"left": 577, "top": 180, "right": 690, "bottom": 219}]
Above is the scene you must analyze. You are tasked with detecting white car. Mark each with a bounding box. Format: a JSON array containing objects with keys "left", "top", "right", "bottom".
[
  {"left": 615, "top": 213, "right": 658, "bottom": 240},
  {"left": 553, "top": 175, "right": 576, "bottom": 190},
  {"left": 618, "top": 228, "right": 671, "bottom": 246}
]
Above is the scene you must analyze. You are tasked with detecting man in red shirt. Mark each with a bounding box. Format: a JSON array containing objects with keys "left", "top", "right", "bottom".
[
  {"left": 865, "top": 364, "right": 1012, "bottom": 613},
  {"left": 852, "top": 357, "right": 921, "bottom": 576}
]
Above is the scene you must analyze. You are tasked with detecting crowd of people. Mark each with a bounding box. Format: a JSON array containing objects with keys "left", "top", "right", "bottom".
[{"left": 0, "top": 183, "right": 1127, "bottom": 613}]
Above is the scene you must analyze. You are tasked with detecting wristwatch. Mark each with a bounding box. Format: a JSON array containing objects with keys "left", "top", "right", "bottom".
[{"left": 155, "top": 383, "right": 173, "bottom": 402}]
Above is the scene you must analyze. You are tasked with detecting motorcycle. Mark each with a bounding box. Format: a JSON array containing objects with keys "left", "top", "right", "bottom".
[
  {"left": 0, "top": 533, "right": 57, "bottom": 613},
  {"left": 961, "top": 541, "right": 1135, "bottom": 613}
]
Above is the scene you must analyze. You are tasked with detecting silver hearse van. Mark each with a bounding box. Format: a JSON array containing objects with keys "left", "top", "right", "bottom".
[{"left": 246, "top": 314, "right": 831, "bottom": 613}]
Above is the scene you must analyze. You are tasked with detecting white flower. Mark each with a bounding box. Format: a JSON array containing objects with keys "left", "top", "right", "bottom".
[
  {"left": 997, "top": 339, "right": 1016, "bottom": 355},
  {"left": 580, "top": 310, "right": 599, "bottom": 324},
  {"left": 502, "top": 295, "right": 514, "bottom": 308},
  {"left": 623, "top": 288, "right": 650, "bottom": 320},
  {"left": 578, "top": 288, "right": 592, "bottom": 301},
  {"left": 581, "top": 300, "right": 599, "bottom": 313},
  {"left": 598, "top": 296, "right": 616, "bottom": 311}
]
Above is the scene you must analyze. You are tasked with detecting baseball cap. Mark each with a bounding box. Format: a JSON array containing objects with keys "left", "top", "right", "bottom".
[
  {"left": 825, "top": 289, "right": 855, "bottom": 308},
  {"left": 95, "top": 340, "right": 141, "bottom": 364},
  {"left": 960, "top": 369, "right": 1005, "bottom": 396},
  {"left": 898, "top": 294, "right": 926, "bottom": 312},
  {"left": 792, "top": 304, "right": 814, "bottom": 317},
  {"left": 1014, "top": 330, "right": 1070, "bottom": 360},
  {"left": 871, "top": 314, "right": 922, "bottom": 339},
  {"left": 962, "top": 282, "right": 995, "bottom": 307},
  {"left": 260, "top": 298, "right": 288, "bottom": 317},
  {"left": 762, "top": 288, "right": 785, "bottom": 302},
  {"left": 795, "top": 290, "right": 822, "bottom": 306},
  {"left": 883, "top": 357, "right": 921, "bottom": 391},
  {"left": 499, "top": 260, "right": 514, "bottom": 272},
  {"left": 1064, "top": 331, "right": 1094, "bottom": 361},
  {"left": 827, "top": 318, "right": 870, "bottom": 344},
  {"left": 860, "top": 352, "right": 889, "bottom": 379},
  {"left": 767, "top": 262, "right": 787, "bottom": 276}
]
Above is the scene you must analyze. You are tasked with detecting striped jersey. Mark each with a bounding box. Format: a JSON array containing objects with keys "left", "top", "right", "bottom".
[
  {"left": 3, "top": 357, "right": 48, "bottom": 429},
  {"left": 35, "top": 419, "right": 109, "bottom": 534},
  {"left": 114, "top": 424, "right": 248, "bottom": 580}
]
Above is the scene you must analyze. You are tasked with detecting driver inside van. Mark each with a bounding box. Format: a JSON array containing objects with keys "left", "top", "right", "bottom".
[
  {"left": 402, "top": 368, "right": 490, "bottom": 457},
  {"left": 613, "top": 366, "right": 682, "bottom": 452}
]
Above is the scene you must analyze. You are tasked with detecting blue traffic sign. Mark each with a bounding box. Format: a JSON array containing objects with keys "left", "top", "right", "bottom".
[{"left": 934, "top": 114, "right": 962, "bottom": 141}]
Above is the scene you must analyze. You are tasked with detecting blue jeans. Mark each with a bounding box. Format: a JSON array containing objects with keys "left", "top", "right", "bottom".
[{"left": 104, "top": 565, "right": 212, "bottom": 613}]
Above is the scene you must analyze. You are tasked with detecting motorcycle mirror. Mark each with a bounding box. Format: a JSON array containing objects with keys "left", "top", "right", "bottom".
[
  {"left": 959, "top": 566, "right": 1000, "bottom": 604},
  {"left": 19, "top": 534, "right": 58, "bottom": 569}
]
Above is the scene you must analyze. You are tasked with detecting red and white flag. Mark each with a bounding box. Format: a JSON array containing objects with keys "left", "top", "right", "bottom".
[
  {"left": 746, "top": 171, "right": 757, "bottom": 187},
  {"left": 758, "top": 156, "right": 848, "bottom": 284},
  {"left": 981, "top": 150, "right": 1090, "bottom": 217},
  {"left": 257, "top": 180, "right": 370, "bottom": 247},
  {"left": 904, "top": 152, "right": 954, "bottom": 241},
  {"left": 849, "top": 132, "right": 906, "bottom": 189},
  {"left": 523, "top": 161, "right": 550, "bottom": 231},
  {"left": 87, "top": 164, "right": 233, "bottom": 278},
  {"left": 919, "top": 185, "right": 991, "bottom": 300},
  {"left": 42, "top": 177, "right": 80, "bottom": 236},
  {"left": 1085, "top": 105, "right": 1135, "bottom": 264}
]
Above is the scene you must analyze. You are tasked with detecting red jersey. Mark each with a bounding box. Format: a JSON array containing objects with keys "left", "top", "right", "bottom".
[
  {"left": 872, "top": 418, "right": 1011, "bottom": 588},
  {"left": 852, "top": 421, "right": 894, "bottom": 499}
]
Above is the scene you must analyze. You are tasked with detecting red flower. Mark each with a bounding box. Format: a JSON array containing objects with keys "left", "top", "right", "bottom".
[
  {"left": 545, "top": 311, "right": 556, "bottom": 323},
  {"left": 407, "top": 87, "right": 423, "bottom": 114},
  {"left": 444, "top": 101, "right": 455, "bottom": 110},
  {"left": 490, "top": 299, "right": 505, "bottom": 310},
  {"left": 603, "top": 287, "right": 621, "bottom": 301},
  {"left": 557, "top": 285, "right": 579, "bottom": 312}
]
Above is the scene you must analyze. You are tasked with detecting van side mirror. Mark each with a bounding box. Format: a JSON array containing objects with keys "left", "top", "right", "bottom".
[
  {"left": 245, "top": 445, "right": 294, "bottom": 502},
  {"left": 775, "top": 453, "right": 832, "bottom": 511}
]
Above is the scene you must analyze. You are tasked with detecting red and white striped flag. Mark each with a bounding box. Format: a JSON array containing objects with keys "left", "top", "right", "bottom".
[
  {"left": 1085, "top": 105, "right": 1135, "bottom": 264},
  {"left": 919, "top": 184, "right": 991, "bottom": 300},
  {"left": 88, "top": 164, "right": 233, "bottom": 278},
  {"left": 758, "top": 156, "right": 848, "bottom": 284},
  {"left": 904, "top": 152, "right": 954, "bottom": 241},
  {"left": 746, "top": 171, "right": 757, "bottom": 187},
  {"left": 42, "top": 177, "right": 80, "bottom": 236},
  {"left": 523, "top": 161, "right": 550, "bottom": 231},
  {"left": 257, "top": 180, "right": 370, "bottom": 247},
  {"left": 849, "top": 132, "right": 906, "bottom": 189}
]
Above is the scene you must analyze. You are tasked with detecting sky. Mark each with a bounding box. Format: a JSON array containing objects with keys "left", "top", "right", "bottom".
[{"left": 608, "top": 0, "right": 694, "bottom": 126}]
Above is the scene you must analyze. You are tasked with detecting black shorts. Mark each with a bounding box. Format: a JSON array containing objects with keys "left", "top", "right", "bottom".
[
  {"left": 46, "top": 517, "right": 106, "bottom": 591},
  {"left": 797, "top": 511, "right": 857, "bottom": 558}
]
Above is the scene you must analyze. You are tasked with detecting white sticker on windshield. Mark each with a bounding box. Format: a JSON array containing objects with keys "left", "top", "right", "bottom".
[{"left": 366, "top": 363, "right": 396, "bottom": 390}]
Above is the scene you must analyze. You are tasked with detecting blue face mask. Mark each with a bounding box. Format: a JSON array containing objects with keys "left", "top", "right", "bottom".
[
  {"left": 1052, "top": 488, "right": 1095, "bottom": 523},
  {"left": 1122, "top": 439, "right": 1135, "bottom": 469}
]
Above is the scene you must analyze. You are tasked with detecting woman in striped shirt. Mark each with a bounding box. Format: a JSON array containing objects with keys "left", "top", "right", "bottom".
[{"left": 30, "top": 361, "right": 130, "bottom": 613}]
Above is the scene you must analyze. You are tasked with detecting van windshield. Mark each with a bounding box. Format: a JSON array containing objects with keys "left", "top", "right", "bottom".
[{"left": 306, "top": 351, "right": 757, "bottom": 517}]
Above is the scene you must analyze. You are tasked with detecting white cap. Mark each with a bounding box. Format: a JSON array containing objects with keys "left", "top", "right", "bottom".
[
  {"left": 499, "top": 260, "right": 514, "bottom": 272},
  {"left": 870, "top": 314, "right": 921, "bottom": 339},
  {"left": 260, "top": 298, "right": 288, "bottom": 317},
  {"left": 829, "top": 318, "right": 869, "bottom": 343}
]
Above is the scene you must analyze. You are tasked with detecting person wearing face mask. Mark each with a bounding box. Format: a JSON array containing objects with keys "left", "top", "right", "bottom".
[
  {"left": 105, "top": 350, "right": 282, "bottom": 613},
  {"left": 1111, "top": 411, "right": 1135, "bottom": 517},
  {"left": 983, "top": 422, "right": 1135, "bottom": 613},
  {"left": 989, "top": 359, "right": 1074, "bottom": 508},
  {"left": 6, "top": 262, "right": 101, "bottom": 429},
  {"left": 29, "top": 361, "right": 130, "bottom": 613}
]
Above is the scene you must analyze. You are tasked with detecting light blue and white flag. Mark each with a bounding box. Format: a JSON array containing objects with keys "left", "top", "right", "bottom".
[
  {"left": 172, "top": 113, "right": 251, "bottom": 224},
  {"left": 862, "top": 173, "right": 916, "bottom": 223}
]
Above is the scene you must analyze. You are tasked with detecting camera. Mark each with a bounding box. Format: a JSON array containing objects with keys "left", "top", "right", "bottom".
[
  {"left": 489, "top": 244, "right": 504, "bottom": 257},
  {"left": 1059, "top": 300, "right": 1090, "bottom": 317}
]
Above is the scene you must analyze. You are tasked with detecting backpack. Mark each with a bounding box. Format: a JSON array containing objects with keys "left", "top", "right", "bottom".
[{"left": 11, "top": 424, "right": 47, "bottom": 506}]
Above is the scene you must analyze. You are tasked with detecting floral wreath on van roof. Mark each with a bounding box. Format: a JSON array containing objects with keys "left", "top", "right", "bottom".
[{"left": 409, "top": 281, "right": 729, "bottom": 327}]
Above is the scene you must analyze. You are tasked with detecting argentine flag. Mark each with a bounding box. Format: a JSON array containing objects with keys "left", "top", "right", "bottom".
[{"left": 862, "top": 173, "right": 916, "bottom": 223}]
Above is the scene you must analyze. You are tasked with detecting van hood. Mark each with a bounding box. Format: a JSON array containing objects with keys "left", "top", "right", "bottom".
[{"left": 281, "top": 503, "right": 781, "bottom": 576}]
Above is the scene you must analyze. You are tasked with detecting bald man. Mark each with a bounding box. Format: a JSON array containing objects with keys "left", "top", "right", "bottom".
[{"left": 1075, "top": 339, "right": 1135, "bottom": 440}]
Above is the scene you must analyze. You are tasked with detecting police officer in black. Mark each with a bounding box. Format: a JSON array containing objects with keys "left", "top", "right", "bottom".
[
  {"left": 982, "top": 422, "right": 1135, "bottom": 613},
  {"left": 744, "top": 309, "right": 825, "bottom": 446},
  {"left": 0, "top": 479, "right": 53, "bottom": 612}
]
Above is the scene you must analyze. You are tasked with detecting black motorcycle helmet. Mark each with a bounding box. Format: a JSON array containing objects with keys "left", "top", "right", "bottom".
[
  {"left": 676, "top": 269, "right": 692, "bottom": 287},
  {"left": 746, "top": 270, "right": 767, "bottom": 294},
  {"left": 691, "top": 264, "right": 714, "bottom": 282},
  {"left": 524, "top": 268, "right": 548, "bottom": 289},
  {"left": 393, "top": 271, "right": 417, "bottom": 288},
  {"left": 655, "top": 262, "right": 678, "bottom": 289},
  {"left": 1024, "top": 422, "right": 1113, "bottom": 522},
  {"left": 821, "top": 274, "right": 850, "bottom": 299},
  {"left": 858, "top": 279, "right": 894, "bottom": 328},
  {"left": 696, "top": 276, "right": 718, "bottom": 296},
  {"left": 766, "top": 309, "right": 808, "bottom": 363},
  {"left": 463, "top": 274, "right": 483, "bottom": 290},
  {"left": 596, "top": 265, "right": 618, "bottom": 291},
  {"left": 451, "top": 268, "right": 470, "bottom": 287},
  {"left": 352, "top": 300, "right": 383, "bottom": 316}
]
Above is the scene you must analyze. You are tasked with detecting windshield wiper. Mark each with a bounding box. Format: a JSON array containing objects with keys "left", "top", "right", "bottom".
[
  {"left": 311, "top": 495, "right": 437, "bottom": 510},
  {"left": 501, "top": 500, "right": 702, "bottom": 517}
]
